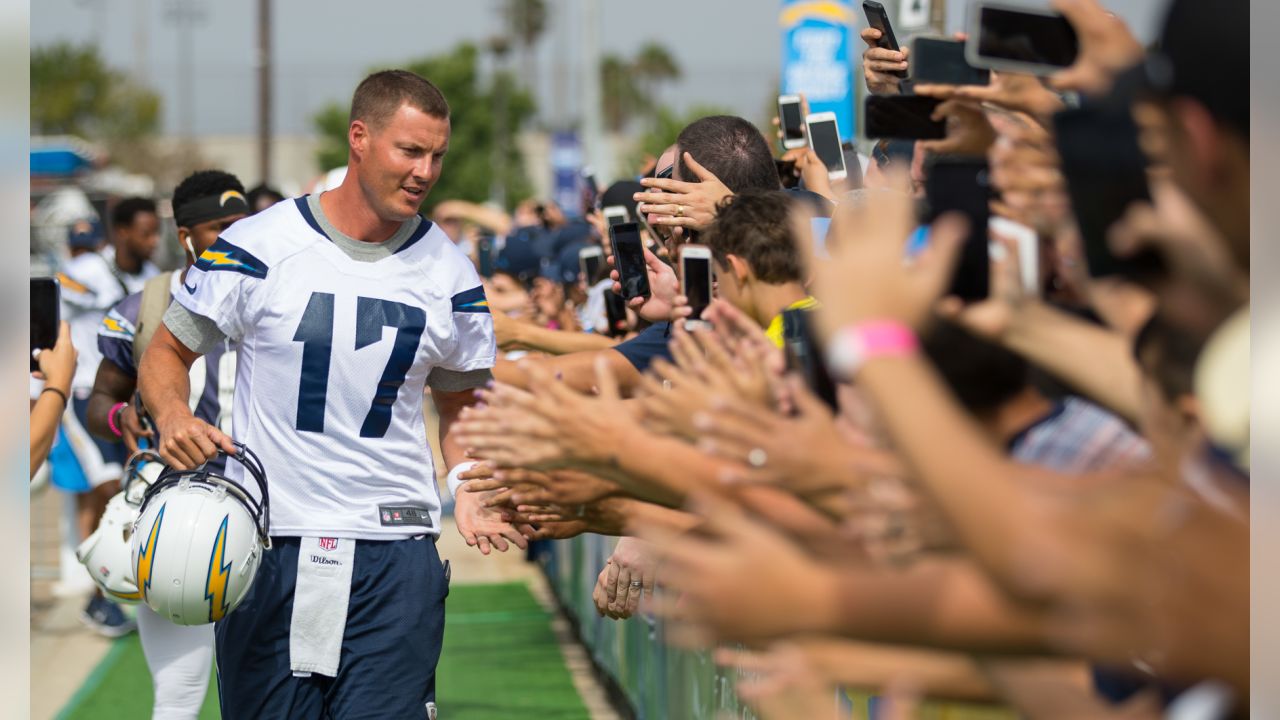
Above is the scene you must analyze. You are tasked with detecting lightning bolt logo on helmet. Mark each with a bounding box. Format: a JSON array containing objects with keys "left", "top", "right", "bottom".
[
  {"left": 135, "top": 504, "right": 166, "bottom": 602},
  {"left": 205, "top": 515, "right": 234, "bottom": 622}
]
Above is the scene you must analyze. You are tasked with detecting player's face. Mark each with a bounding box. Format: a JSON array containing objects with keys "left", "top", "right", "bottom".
[
  {"left": 181, "top": 213, "right": 248, "bottom": 262},
  {"left": 122, "top": 211, "right": 161, "bottom": 262},
  {"left": 358, "top": 104, "right": 450, "bottom": 222}
]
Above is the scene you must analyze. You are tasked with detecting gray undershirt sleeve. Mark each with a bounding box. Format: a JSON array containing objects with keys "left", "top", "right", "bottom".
[
  {"left": 427, "top": 367, "right": 493, "bottom": 392},
  {"left": 163, "top": 302, "right": 228, "bottom": 355}
]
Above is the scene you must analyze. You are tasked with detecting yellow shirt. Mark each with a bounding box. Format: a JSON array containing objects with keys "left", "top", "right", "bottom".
[{"left": 764, "top": 296, "right": 819, "bottom": 349}]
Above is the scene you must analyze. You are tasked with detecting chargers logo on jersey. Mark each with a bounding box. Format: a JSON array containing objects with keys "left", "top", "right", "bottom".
[
  {"left": 195, "top": 238, "right": 269, "bottom": 279},
  {"left": 204, "top": 515, "right": 233, "bottom": 622},
  {"left": 450, "top": 286, "right": 490, "bottom": 314},
  {"left": 136, "top": 504, "right": 166, "bottom": 602}
]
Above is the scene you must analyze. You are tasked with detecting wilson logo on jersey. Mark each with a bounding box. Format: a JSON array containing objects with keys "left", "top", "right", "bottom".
[
  {"left": 136, "top": 504, "right": 166, "bottom": 602},
  {"left": 450, "top": 286, "right": 490, "bottom": 314},
  {"left": 204, "top": 515, "right": 233, "bottom": 622},
  {"left": 195, "top": 238, "right": 269, "bottom": 279}
]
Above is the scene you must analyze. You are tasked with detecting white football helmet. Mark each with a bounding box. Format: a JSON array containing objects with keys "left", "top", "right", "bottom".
[
  {"left": 76, "top": 450, "right": 165, "bottom": 604},
  {"left": 131, "top": 443, "right": 271, "bottom": 626}
]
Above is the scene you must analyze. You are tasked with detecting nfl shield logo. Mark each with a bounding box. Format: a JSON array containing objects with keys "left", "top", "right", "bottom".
[{"left": 319, "top": 537, "right": 338, "bottom": 551}]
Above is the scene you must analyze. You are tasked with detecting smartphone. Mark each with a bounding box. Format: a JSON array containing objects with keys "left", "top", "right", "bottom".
[
  {"left": 579, "top": 245, "right": 605, "bottom": 284},
  {"left": 925, "top": 158, "right": 991, "bottom": 302},
  {"left": 864, "top": 95, "right": 946, "bottom": 140},
  {"left": 609, "top": 222, "right": 651, "bottom": 301},
  {"left": 1052, "top": 104, "right": 1163, "bottom": 280},
  {"left": 989, "top": 217, "right": 1040, "bottom": 296},
  {"left": 580, "top": 168, "right": 600, "bottom": 216},
  {"left": 782, "top": 309, "right": 839, "bottom": 410},
  {"left": 967, "top": 2, "right": 1079, "bottom": 76},
  {"left": 476, "top": 232, "right": 495, "bottom": 278},
  {"left": 911, "top": 37, "right": 991, "bottom": 86},
  {"left": 31, "top": 277, "right": 60, "bottom": 372},
  {"left": 805, "top": 112, "right": 847, "bottom": 182},
  {"left": 863, "top": 0, "right": 908, "bottom": 79},
  {"left": 778, "top": 94, "right": 807, "bottom": 150},
  {"left": 603, "top": 290, "right": 628, "bottom": 338},
  {"left": 679, "top": 245, "right": 713, "bottom": 327},
  {"left": 602, "top": 205, "right": 629, "bottom": 228}
]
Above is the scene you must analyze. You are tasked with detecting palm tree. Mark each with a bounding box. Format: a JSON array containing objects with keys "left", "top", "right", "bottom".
[
  {"left": 502, "top": 0, "right": 548, "bottom": 95},
  {"left": 600, "top": 54, "right": 643, "bottom": 133},
  {"left": 631, "top": 42, "right": 681, "bottom": 107}
]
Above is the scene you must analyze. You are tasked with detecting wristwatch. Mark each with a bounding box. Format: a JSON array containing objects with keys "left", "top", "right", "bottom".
[{"left": 825, "top": 321, "right": 919, "bottom": 380}]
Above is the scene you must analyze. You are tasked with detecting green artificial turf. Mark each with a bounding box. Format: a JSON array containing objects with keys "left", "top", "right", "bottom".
[{"left": 58, "top": 582, "right": 589, "bottom": 720}]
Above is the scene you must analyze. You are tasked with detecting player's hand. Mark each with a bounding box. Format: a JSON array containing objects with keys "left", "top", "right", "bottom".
[
  {"left": 860, "top": 28, "right": 908, "bottom": 96},
  {"left": 593, "top": 537, "right": 657, "bottom": 619},
  {"left": 634, "top": 153, "right": 732, "bottom": 235},
  {"left": 453, "top": 488, "right": 531, "bottom": 556},
  {"left": 118, "top": 403, "right": 155, "bottom": 455},
  {"left": 154, "top": 411, "right": 234, "bottom": 470},
  {"left": 32, "top": 321, "right": 77, "bottom": 392}
]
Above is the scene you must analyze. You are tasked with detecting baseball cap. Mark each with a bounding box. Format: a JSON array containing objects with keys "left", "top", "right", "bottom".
[
  {"left": 67, "top": 218, "right": 103, "bottom": 250},
  {"left": 1140, "top": 0, "right": 1248, "bottom": 138},
  {"left": 542, "top": 241, "right": 588, "bottom": 285},
  {"left": 600, "top": 180, "right": 644, "bottom": 222}
]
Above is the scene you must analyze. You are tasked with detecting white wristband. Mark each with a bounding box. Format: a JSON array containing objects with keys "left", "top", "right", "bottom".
[{"left": 446, "top": 461, "right": 481, "bottom": 499}]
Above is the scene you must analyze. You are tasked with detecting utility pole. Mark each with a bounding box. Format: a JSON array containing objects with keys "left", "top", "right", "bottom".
[
  {"left": 489, "top": 36, "right": 512, "bottom": 209},
  {"left": 256, "top": 0, "right": 273, "bottom": 185},
  {"left": 580, "top": 0, "right": 608, "bottom": 183},
  {"left": 133, "top": 0, "right": 149, "bottom": 85}
]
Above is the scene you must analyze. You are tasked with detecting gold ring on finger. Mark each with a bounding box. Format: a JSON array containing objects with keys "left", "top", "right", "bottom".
[{"left": 675, "top": 204, "right": 684, "bottom": 217}]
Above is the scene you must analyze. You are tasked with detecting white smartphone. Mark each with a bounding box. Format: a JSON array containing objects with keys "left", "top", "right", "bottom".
[
  {"left": 777, "top": 94, "right": 807, "bottom": 150},
  {"left": 989, "top": 216, "right": 1040, "bottom": 296},
  {"left": 679, "top": 244, "right": 714, "bottom": 329},
  {"left": 965, "top": 2, "right": 1079, "bottom": 77},
  {"left": 602, "top": 205, "right": 629, "bottom": 227},
  {"left": 578, "top": 245, "right": 605, "bottom": 284},
  {"left": 805, "top": 112, "right": 847, "bottom": 182}
]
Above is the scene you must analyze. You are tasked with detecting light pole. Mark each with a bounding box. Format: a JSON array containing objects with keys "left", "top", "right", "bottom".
[
  {"left": 489, "top": 35, "right": 512, "bottom": 209},
  {"left": 163, "top": 0, "right": 206, "bottom": 146}
]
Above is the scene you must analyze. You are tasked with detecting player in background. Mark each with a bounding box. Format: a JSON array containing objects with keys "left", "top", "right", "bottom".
[
  {"left": 52, "top": 198, "right": 160, "bottom": 637},
  {"left": 86, "top": 170, "right": 249, "bottom": 719},
  {"left": 139, "top": 70, "right": 522, "bottom": 718}
]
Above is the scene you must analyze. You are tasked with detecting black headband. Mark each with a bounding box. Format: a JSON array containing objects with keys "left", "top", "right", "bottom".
[{"left": 174, "top": 190, "right": 250, "bottom": 228}]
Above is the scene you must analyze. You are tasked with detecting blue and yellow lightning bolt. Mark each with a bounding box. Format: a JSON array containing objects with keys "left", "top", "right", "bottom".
[
  {"left": 136, "top": 504, "right": 165, "bottom": 603},
  {"left": 197, "top": 250, "right": 248, "bottom": 270},
  {"left": 204, "top": 515, "right": 233, "bottom": 623}
]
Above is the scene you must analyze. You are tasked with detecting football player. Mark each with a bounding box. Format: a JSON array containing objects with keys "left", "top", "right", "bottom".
[
  {"left": 86, "top": 170, "right": 249, "bottom": 718},
  {"left": 138, "top": 70, "right": 521, "bottom": 718}
]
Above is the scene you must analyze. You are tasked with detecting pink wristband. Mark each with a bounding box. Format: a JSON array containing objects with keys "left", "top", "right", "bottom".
[
  {"left": 826, "top": 320, "right": 919, "bottom": 380},
  {"left": 107, "top": 402, "right": 127, "bottom": 438}
]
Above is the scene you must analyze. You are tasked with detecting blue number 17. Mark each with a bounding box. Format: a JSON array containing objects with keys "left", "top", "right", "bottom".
[{"left": 292, "top": 293, "right": 426, "bottom": 438}]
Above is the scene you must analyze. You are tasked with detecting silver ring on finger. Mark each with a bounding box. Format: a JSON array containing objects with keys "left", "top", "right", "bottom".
[
  {"left": 747, "top": 447, "right": 768, "bottom": 468},
  {"left": 630, "top": 580, "right": 643, "bottom": 588}
]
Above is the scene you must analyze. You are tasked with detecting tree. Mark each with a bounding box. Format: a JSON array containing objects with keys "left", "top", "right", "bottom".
[
  {"left": 503, "top": 0, "right": 548, "bottom": 96},
  {"left": 312, "top": 43, "right": 536, "bottom": 212},
  {"left": 632, "top": 42, "right": 681, "bottom": 106},
  {"left": 598, "top": 42, "right": 683, "bottom": 133},
  {"left": 31, "top": 42, "right": 160, "bottom": 141}
]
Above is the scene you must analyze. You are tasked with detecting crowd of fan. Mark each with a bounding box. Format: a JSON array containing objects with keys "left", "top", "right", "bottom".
[{"left": 431, "top": 0, "right": 1250, "bottom": 716}]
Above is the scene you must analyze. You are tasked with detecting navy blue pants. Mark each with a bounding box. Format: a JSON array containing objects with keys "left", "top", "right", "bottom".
[{"left": 215, "top": 536, "right": 449, "bottom": 719}]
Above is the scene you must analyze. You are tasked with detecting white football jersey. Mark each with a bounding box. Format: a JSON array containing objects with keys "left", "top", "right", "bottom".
[
  {"left": 60, "top": 246, "right": 158, "bottom": 394},
  {"left": 173, "top": 197, "right": 495, "bottom": 539}
]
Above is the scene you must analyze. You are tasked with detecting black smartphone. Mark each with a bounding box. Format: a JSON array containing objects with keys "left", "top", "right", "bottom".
[
  {"left": 579, "top": 245, "right": 605, "bottom": 284},
  {"left": 610, "top": 222, "right": 651, "bottom": 301},
  {"left": 679, "top": 245, "right": 713, "bottom": 323},
  {"left": 968, "top": 2, "right": 1079, "bottom": 76},
  {"left": 863, "top": 0, "right": 907, "bottom": 79},
  {"left": 31, "top": 277, "right": 60, "bottom": 372},
  {"left": 1053, "top": 105, "right": 1163, "bottom": 280},
  {"left": 580, "top": 170, "right": 600, "bottom": 216},
  {"left": 782, "top": 308, "right": 838, "bottom": 410},
  {"left": 603, "top": 290, "right": 628, "bottom": 338},
  {"left": 925, "top": 158, "right": 991, "bottom": 302},
  {"left": 476, "top": 232, "right": 495, "bottom": 278},
  {"left": 864, "top": 95, "right": 946, "bottom": 140},
  {"left": 911, "top": 37, "right": 990, "bottom": 86}
]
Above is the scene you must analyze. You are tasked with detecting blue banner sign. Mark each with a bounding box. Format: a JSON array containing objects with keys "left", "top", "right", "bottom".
[{"left": 780, "top": 0, "right": 858, "bottom": 142}]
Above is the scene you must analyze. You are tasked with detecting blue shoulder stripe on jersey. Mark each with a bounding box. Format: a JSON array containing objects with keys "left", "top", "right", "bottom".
[
  {"left": 450, "top": 285, "right": 490, "bottom": 314},
  {"left": 194, "top": 238, "right": 269, "bottom": 279},
  {"left": 393, "top": 217, "right": 434, "bottom": 255},
  {"left": 295, "top": 196, "right": 328, "bottom": 239}
]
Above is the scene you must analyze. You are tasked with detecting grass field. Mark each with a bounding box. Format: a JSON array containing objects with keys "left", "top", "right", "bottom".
[{"left": 58, "top": 582, "right": 589, "bottom": 720}]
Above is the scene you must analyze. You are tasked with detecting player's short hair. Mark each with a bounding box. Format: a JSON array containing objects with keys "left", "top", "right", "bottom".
[
  {"left": 350, "top": 70, "right": 450, "bottom": 130},
  {"left": 674, "top": 115, "right": 779, "bottom": 193},
  {"left": 702, "top": 189, "right": 802, "bottom": 284},
  {"left": 111, "top": 197, "right": 157, "bottom": 228}
]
